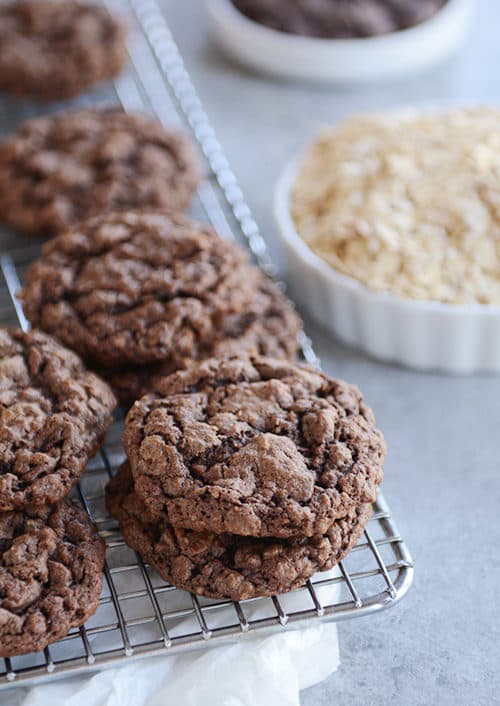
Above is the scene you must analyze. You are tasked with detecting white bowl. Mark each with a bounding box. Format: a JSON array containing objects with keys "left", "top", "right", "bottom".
[
  {"left": 205, "top": 0, "right": 474, "bottom": 83},
  {"left": 275, "top": 159, "right": 500, "bottom": 374}
]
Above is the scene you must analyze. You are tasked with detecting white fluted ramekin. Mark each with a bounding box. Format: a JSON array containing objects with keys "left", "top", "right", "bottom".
[
  {"left": 275, "top": 159, "right": 500, "bottom": 374},
  {"left": 205, "top": 0, "right": 473, "bottom": 83}
]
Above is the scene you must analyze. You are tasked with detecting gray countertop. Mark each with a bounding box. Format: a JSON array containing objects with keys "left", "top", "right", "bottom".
[{"left": 163, "top": 2, "right": 500, "bottom": 704}]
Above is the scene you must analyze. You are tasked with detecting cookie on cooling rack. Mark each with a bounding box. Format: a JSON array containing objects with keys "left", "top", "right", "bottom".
[
  {"left": 123, "top": 356, "right": 385, "bottom": 539},
  {"left": 0, "top": 109, "right": 201, "bottom": 236},
  {"left": 107, "top": 463, "right": 371, "bottom": 601},
  {"left": 0, "top": 0, "right": 127, "bottom": 100},
  {"left": 0, "top": 327, "right": 116, "bottom": 511},
  {"left": 20, "top": 210, "right": 301, "bottom": 401},
  {"left": 0, "top": 499, "right": 105, "bottom": 657},
  {"left": 100, "top": 272, "right": 302, "bottom": 406}
]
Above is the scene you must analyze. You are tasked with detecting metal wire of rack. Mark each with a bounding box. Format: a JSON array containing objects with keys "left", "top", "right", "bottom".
[{"left": 0, "top": 0, "right": 414, "bottom": 691}]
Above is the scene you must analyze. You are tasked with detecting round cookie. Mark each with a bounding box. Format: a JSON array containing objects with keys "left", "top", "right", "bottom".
[
  {"left": 0, "top": 109, "right": 201, "bottom": 236},
  {"left": 0, "top": 499, "right": 105, "bottom": 657},
  {"left": 0, "top": 0, "right": 127, "bottom": 101},
  {"left": 21, "top": 210, "right": 301, "bottom": 369},
  {"left": 123, "top": 356, "right": 385, "bottom": 539},
  {"left": 0, "top": 327, "right": 116, "bottom": 511},
  {"left": 107, "top": 463, "right": 371, "bottom": 601}
]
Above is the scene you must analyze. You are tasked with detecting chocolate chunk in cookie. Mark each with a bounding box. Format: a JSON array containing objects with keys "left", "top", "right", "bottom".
[
  {"left": 0, "top": 499, "right": 105, "bottom": 657},
  {"left": 107, "top": 463, "right": 371, "bottom": 601},
  {"left": 0, "top": 109, "right": 200, "bottom": 237},
  {"left": 21, "top": 211, "right": 301, "bottom": 372},
  {"left": 0, "top": 327, "right": 116, "bottom": 511},
  {"left": 123, "top": 356, "right": 385, "bottom": 539},
  {"left": 0, "top": 0, "right": 127, "bottom": 100}
]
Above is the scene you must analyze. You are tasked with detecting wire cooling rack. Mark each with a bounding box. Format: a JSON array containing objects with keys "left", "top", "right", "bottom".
[{"left": 0, "top": 0, "right": 414, "bottom": 691}]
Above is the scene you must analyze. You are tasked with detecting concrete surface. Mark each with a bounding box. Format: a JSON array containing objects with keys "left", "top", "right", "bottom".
[{"left": 163, "top": 2, "right": 500, "bottom": 704}]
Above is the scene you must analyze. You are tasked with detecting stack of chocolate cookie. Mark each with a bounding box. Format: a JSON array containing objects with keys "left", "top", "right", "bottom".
[
  {"left": 17, "top": 205, "right": 386, "bottom": 601},
  {"left": 0, "top": 327, "right": 116, "bottom": 656},
  {"left": 106, "top": 357, "right": 386, "bottom": 601}
]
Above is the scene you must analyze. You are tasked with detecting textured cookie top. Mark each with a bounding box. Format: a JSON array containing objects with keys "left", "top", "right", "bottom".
[
  {"left": 100, "top": 278, "right": 301, "bottom": 407},
  {"left": 107, "top": 463, "right": 371, "bottom": 601},
  {"left": 0, "top": 109, "right": 200, "bottom": 236},
  {"left": 124, "top": 356, "right": 385, "bottom": 538},
  {"left": 0, "top": 0, "right": 127, "bottom": 100},
  {"left": 0, "top": 499, "right": 105, "bottom": 657},
  {"left": 21, "top": 211, "right": 301, "bottom": 368},
  {"left": 0, "top": 328, "right": 116, "bottom": 511}
]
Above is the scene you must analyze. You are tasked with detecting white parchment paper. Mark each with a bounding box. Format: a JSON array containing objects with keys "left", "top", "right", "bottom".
[
  {"left": 2, "top": 570, "right": 342, "bottom": 706},
  {"left": 4, "top": 622, "right": 338, "bottom": 706}
]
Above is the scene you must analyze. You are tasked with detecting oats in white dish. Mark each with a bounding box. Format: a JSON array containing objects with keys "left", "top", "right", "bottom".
[{"left": 291, "top": 109, "right": 500, "bottom": 306}]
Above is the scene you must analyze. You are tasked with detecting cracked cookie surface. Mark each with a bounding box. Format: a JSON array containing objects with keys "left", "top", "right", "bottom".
[
  {"left": 0, "top": 499, "right": 105, "bottom": 657},
  {"left": 0, "top": 0, "right": 127, "bottom": 100},
  {"left": 0, "top": 109, "right": 200, "bottom": 236},
  {"left": 0, "top": 328, "right": 116, "bottom": 511},
  {"left": 107, "top": 462, "right": 371, "bottom": 600},
  {"left": 21, "top": 211, "right": 301, "bottom": 371},
  {"left": 124, "top": 356, "right": 385, "bottom": 538},
  {"left": 101, "top": 276, "right": 302, "bottom": 407}
]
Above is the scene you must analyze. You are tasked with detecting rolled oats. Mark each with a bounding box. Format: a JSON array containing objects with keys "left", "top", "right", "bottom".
[{"left": 291, "top": 109, "right": 500, "bottom": 305}]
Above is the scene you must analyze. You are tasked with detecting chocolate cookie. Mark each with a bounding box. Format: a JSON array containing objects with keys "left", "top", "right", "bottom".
[
  {"left": 0, "top": 328, "right": 116, "bottom": 511},
  {"left": 107, "top": 463, "right": 371, "bottom": 601},
  {"left": 123, "top": 356, "right": 385, "bottom": 539},
  {"left": 0, "top": 109, "right": 200, "bottom": 237},
  {"left": 21, "top": 211, "right": 301, "bottom": 371},
  {"left": 232, "top": 0, "right": 446, "bottom": 38},
  {"left": 0, "top": 499, "right": 105, "bottom": 657},
  {"left": 0, "top": 0, "right": 127, "bottom": 100},
  {"left": 101, "top": 282, "right": 301, "bottom": 407}
]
